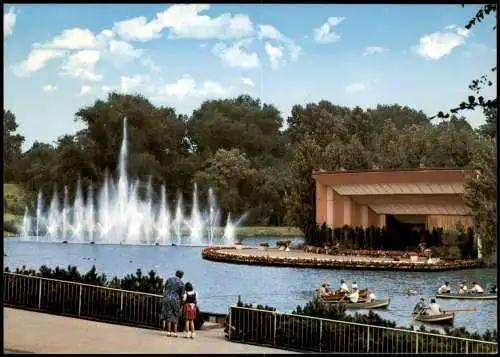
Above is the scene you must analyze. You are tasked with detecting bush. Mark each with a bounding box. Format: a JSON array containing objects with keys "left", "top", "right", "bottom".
[
  {"left": 226, "top": 297, "right": 497, "bottom": 353},
  {"left": 4, "top": 265, "right": 205, "bottom": 330},
  {"left": 4, "top": 220, "right": 20, "bottom": 234}
]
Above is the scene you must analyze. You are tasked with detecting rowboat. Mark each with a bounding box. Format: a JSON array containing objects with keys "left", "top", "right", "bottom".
[
  {"left": 320, "top": 298, "right": 390, "bottom": 309},
  {"left": 412, "top": 312, "right": 455, "bottom": 325},
  {"left": 318, "top": 289, "right": 369, "bottom": 301},
  {"left": 436, "top": 293, "right": 497, "bottom": 300}
]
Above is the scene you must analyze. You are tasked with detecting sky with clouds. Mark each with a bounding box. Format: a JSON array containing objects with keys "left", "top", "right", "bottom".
[{"left": 4, "top": 4, "right": 497, "bottom": 150}]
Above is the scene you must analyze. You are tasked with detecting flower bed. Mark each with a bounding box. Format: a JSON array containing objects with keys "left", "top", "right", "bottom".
[
  {"left": 302, "top": 246, "right": 426, "bottom": 258},
  {"left": 201, "top": 248, "right": 480, "bottom": 271}
]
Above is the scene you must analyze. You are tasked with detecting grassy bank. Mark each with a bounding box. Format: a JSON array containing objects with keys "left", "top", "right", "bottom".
[{"left": 4, "top": 183, "right": 25, "bottom": 236}]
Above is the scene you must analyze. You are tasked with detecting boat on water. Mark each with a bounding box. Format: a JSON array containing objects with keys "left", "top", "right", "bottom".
[
  {"left": 436, "top": 293, "right": 497, "bottom": 300},
  {"left": 319, "top": 298, "right": 390, "bottom": 309},
  {"left": 319, "top": 289, "right": 369, "bottom": 301},
  {"left": 412, "top": 312, "right": 455, "bottom": 325}
]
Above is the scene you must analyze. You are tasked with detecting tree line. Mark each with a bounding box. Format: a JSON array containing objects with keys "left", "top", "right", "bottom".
[{"left": 4, "top": 95, "right": 496, "bottom": 255}]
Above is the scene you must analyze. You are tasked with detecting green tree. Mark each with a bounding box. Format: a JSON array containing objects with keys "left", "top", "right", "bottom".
[
  {"left": 463, "top": 136, "right": 497, "bottom": 260},
  {"left": 194, "top": 148, "right": 257, "bottom": 218},
  {"left": 3, "top": 109, "right": 25, "bottom": 182},
  {"left": 284, "top": 136, "right": 328, "bottom": 241},
  {"left": 188, "top": 95, "right": 287, "bottom": 167},
  {"left": 74, "top": 93, "right": 190, "bottom": 195},
  {"left": 18, "top": 141, "right": 58, "bottom": 206},
  {"left": 478, "top": 107, "right": 497, "bottom": 138}
]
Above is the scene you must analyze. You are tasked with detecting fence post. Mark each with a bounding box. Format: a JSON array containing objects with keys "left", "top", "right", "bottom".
[
  {"left": 367, "top": 327, "right": 370, "bottom": 353},
  {"left": 38, "top": 279, "right": 42, "bottom": 310},
  {"left": 228, "top": 307, "right": 232, "bottom": 340},
  {"left": 415, "top": 334, "right": 419, "bottom": 354},
  {"left": 319, "top": 319, "right": 323, "bottom": 352},
  {"left": 273, "top": 311, "right": 277, "bottom": 346},
  {"left": 78, "top": 284, "right": 82, "bottom": 316},
  {"left": 466, "top": 340, "right": 469, "bottom": 354}
]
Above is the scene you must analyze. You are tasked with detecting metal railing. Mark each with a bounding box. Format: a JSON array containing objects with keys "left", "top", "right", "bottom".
[
  {"left": 3, "top": 272, "right": 170, "bottom": 329},
  {"left": 227, "top": 305, "right": 498, "bottom": 354}
]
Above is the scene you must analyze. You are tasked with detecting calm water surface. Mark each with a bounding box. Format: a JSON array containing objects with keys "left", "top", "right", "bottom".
[{"left": 4, "top": 238, "right": 497, "bottom": 334}]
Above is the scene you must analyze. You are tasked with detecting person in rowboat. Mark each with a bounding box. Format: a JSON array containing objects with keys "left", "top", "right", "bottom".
[
  {"left": 413, "top": 298, "right": 427, "bottom": 315},
  {"left": 351, "top": 281, "right": 358, "bottom": 291},
  {"left": 470, "top": 282, "right": 484, "bottom": 294},
  {"left": 348, "top": 287, "right": 359, "bottom": 303},
  {"left": 490, "top": 285, "right": 497, "bottom": 294},
  {"left": 364, "top": 289, "right": 376, "bottom": 303},
  {"left": 339, "top": 279, "right": 350, "bottom": 294},
  {"left": 458, "top": 282, "right": 468, "bottom": 295},
  {"left": 426, "top": 298, "right": 442, "bottom": 316},
  {"left": 318, "top": 283, "right": 331, "bottom": 297},
  {"left": 437, "top": 281, "right": 450, "bottom": 294}
]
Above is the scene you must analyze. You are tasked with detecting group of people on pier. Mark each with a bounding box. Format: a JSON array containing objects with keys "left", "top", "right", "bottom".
[
  {"left": 318, "top": 279, "right": 376, "bottom": 303},
  {"left": 436, "top": 281, "right": 496, "bottom": 295},
  {"left": 161, "top": 270, "right": 199, "bottom": 338}
]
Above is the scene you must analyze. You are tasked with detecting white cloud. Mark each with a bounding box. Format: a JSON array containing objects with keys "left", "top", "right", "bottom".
[
  {"left": 13, "top": 49, "right": 67, "bottom": 77},
  {"left": 113, "top": 16, "right": 163, "bottom": 42},
  {"left": 13, "top": 27, "right": 142, "bottom": 80},
  {"left": 345, "top": 82, "right": 366, "bottom": 94},
  {"left": 113, "top": 5, "right": 253, "bottom": 43},
  {"left": 4, "top": 7, "right": 16, "bottom": 39},
  {"left": 42, "top": 84, "right": 57, "bottom": 93},
  {"left": 313, "top": 17, "right": 345, "bottom": 44},
  {"left": 158, "top": 77, "right": 230, "bottom": 101},
  {"left": 212, "top": 39, "right": 259, "bottom": 69},
  {"left": 60, "top": 50, "right": 102, "bottom": 82},
  {"left": 108, "top": 39, "right": 143, "bottom": 58},
  {"left": 119, "top": 75, "right": 147, "bottom": 93},
  {"left": 242, "top": 77, "right": 254, "bottom": 87},
  {"left": 102, "top": 85, "right": 114, "bottom": 92},
  {"left": 363, "top": 46, "right": 388, "bottom": 56},
  {"left": 257, "top": 24, "right": 302, "bottom": 61},
  {"left": 415, "top": 25, "right": 470, "bottom": 60},
  {"left": 264, "top": 42, "right": 284, "bottom": 69},
  {"left": 79, "top": 85, "right": 92, "bottom": 96},
  {"left": 46, "top": 28, "right": 98, "bottom": 50}
]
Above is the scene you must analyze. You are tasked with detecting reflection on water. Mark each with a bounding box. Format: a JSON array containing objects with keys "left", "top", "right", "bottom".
[{"left": 3, "top": 237, "right": 497, "bottom": 334}]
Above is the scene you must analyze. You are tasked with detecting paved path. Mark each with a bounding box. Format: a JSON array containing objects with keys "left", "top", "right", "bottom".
[{"left": 4, "top": 308, "right": 296, "bottom": 354}]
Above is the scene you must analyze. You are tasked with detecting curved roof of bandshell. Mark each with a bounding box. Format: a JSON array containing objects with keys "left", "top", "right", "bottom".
[{"left": 312, "top": 168, "right": 477, "bottom": 215}]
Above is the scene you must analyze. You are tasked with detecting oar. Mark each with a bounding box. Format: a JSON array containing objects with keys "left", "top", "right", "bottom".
[{"left": 442, "top": 307, "right": 477, "bottom": 313}]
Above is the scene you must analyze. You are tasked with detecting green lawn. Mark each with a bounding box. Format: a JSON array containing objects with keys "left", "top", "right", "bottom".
[{"left": 4, "top": 183, "right": 26, "bottom": 236}]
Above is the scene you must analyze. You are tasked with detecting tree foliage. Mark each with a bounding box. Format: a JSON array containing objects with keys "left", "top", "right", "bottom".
[
  {"left": 463, "top": 136, "right": 497, "bottom": 258},
  {"left": 3, "top": 109, "right": 25, "bottom": 182},
  {"left": 4, "top": 86, "right": 496, "bottom": 260}
]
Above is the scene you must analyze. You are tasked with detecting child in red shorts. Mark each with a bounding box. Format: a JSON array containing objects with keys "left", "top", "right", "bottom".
[{"left": 182, "top": 282, "right": 197, "bottom": 338}]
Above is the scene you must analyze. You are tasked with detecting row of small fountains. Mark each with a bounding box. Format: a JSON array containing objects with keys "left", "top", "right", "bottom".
[{"left": 202, "top": 246, "right": 480, "bottom": 270}]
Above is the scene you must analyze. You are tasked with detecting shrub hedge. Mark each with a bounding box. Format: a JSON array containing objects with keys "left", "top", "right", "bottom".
[
  {"left": 225, "top": 297, "right": 497, "bottom": 353},
  {"left": 3, "top": 265, "right": 205, "bottom": 330}
]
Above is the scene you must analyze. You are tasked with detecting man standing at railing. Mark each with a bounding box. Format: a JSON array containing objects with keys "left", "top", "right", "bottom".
[{"left": 161, "top": 270, "right": 185, "bottom": 337}]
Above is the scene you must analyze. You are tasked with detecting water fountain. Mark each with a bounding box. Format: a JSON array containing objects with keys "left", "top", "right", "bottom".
[{"left": 20, "top": 118, "right": 245, "bottom": 246}]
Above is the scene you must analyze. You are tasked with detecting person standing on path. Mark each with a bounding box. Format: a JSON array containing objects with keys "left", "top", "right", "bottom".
[
  {"left": 162, "top": 270, "right": 185, "bottom": 337},
  {"left": 182, "top": 282, "right": 198, "bottom": 339}
]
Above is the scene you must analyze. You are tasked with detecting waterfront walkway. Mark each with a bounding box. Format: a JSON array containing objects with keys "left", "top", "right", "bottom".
[{"left": 4, "top": 308, "right": 296, "bottom": 354}]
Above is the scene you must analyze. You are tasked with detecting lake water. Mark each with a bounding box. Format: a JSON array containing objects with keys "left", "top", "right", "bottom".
[{"left": 3, "top": 237, "right": 497, "bottom": 334}]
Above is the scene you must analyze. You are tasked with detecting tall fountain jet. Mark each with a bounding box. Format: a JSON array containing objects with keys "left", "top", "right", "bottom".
[{"left": 21, "top": 117, "right": 246, "bottom": 245}]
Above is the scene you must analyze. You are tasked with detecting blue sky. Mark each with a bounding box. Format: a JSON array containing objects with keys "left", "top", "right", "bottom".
[{"left": 4, "top": 4, "right": 497, "bottom": 150}]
